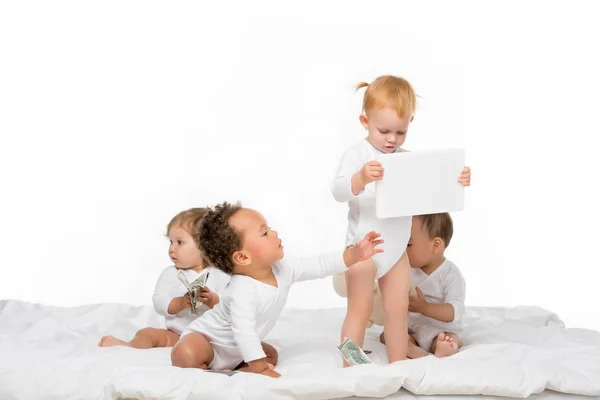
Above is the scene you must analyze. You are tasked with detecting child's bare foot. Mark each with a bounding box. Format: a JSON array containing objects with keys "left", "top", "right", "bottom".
[
  {"left": 98, "top": 335, "right": 132, "bottom": 347},
  {"left": 433, "top": 333, "right": 458, "bottom": 358},
  {"left": 267, "top": 363, "right": 275, "bottom": 370}
]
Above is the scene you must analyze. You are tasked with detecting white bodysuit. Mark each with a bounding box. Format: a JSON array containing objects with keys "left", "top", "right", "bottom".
[
  {"left": 332, "top": 139, "right": 412, "bottom": 278},
  {"left": 408, "top": 259, "right": 466, "bottom": 350},
  {"left": 152, "top": 266, "right": 231, "bottom": 335},
  {"left": 182, "top": 252, "right": 347, "bottom": 370}
]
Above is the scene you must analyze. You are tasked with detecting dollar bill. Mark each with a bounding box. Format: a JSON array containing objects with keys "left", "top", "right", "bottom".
[
  {"left": 204, "top": 370, "right": 240, "bottom": 376},
  {"left": 338, "top": 337, "right": 373, "bottom": 366},
  {"left": 177, "top": 271, "right": 210, "bottom": 315}
]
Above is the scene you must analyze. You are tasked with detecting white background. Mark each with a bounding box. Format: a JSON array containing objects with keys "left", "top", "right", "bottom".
[{"left": 1, "top": 1, "right": 599, "bottom": 332}]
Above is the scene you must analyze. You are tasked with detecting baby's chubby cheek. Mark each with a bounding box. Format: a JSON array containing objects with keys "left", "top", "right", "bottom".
[{"left": 244, "top": 240, "right": 267, "bottom": 259}]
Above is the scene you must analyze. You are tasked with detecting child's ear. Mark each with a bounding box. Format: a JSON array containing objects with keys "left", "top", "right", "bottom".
[
  {"left": 359, "top": 113, "right": 369, "bottom": 130},
  {"left": 432, "top": 237, "right": 444, "bottom": 255},
  {"left": 232, "top": 250, "right": 250, "bottom": 267}
]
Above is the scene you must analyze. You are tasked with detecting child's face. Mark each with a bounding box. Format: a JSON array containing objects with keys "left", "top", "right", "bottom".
[
  {"left": 167, "top": 226, "right": 204, "bottom": 270},
  {"left": 406, "top": 217, "right": 435, "bottom": 269},
  {"left": 360, "top": 107, "right": 413, "bottom": 153},
  {"left": 229, "top": 208, "right": 284, "bottom": 268}
]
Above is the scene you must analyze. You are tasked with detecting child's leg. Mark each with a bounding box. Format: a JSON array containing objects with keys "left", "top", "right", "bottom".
[
  {"left": 380, "top": 330, "right": 429, "bottom": 359},
  {"left": 98, "top": 328, "right": 179, "bottom": 349},
  {"left": 234, "top": 342, "right": 279, "bottom": 370},
  {"left": 429, "top": 332, "right": 461, "bottom": 358},
  {"left": 377, "top": 252, "right": 410, "bottom": 363},
  {"left": 171, "top": 332, "right": 214, "bottom": 369},
  {"left": 340, "top": 258, "right": 376, "bottom": 367},
  {"left": 407, "top": 334, "right": 430, "bottom": 359},
  {"left": 369, "top": 283, "right": 385, "bottom": 327}
]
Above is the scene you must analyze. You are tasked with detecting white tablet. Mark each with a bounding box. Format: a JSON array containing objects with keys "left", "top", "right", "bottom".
[{"left": 375, "top": 148, "right": 465, "bottom": 219}]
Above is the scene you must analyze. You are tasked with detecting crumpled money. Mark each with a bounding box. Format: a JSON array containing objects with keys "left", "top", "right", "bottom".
[
  {"left": 338, "top": 337, "right": 373, "bottom": 366},
  {"left": 177, "top": 270, "right": 210, "bottom": 315}
]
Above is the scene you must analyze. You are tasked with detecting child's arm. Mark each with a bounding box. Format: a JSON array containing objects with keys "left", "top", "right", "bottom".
[
  {"left": 153, "top": 292, "right": 191, "bottom": 316},
  {"left": 286, "top": 232, "right": 384, "bottom": 283},
  {"left": 196, "top": 269, "right": 229, "bottom": 309},
  {"left": 409, "top": 270, "right": 466, "bottom": 323},
  {"left": 198, "top": 287, "right": 219, "bottom": 309},
  {"left": 332, "top": 147, "right": 382, "bottom": 201},
  {"left": 409, "top": 289, "right": 455, "bottom": 323},
  {"left": 230, "top": 285, "right": 271, "bottom": 375},
  {"left": 152, "top": 268, "right": 191, "bottom": 316}
]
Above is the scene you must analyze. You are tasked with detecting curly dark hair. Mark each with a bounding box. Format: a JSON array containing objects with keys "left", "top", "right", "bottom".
[{"left": 199, "top": 202, "right": 243, "bottom": 274}]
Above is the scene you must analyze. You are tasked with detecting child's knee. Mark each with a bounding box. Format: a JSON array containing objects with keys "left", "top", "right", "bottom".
[
  {"left": 171, "top": 342, "right": 198, "bottom": 368},
  {"left": 135, "top": 327, "right": 157, "bottom": 337}
]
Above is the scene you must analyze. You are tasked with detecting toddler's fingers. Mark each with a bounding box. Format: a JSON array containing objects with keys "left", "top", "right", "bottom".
[{"left": 366, "top": 231, "right": 382, "bottom": 239}]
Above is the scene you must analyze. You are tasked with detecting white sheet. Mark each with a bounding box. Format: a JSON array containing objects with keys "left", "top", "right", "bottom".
[{"left": 0, "top": 300, "right": 599, "bottom": 400}]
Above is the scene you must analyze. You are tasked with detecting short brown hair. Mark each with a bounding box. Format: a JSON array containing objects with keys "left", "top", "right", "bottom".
[
  {"left": 415, "top": 213, "right": 454, "bottom": 248},
  {"left": 199, "top": 202, "right": 243, "bottom": 275},
  {"left": 167, "top": 207, "right": 209, "bottom": 267}
]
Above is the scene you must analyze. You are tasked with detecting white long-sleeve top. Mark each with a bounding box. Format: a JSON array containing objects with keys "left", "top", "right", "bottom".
[
  {"left": 184, "top": 252, "right": 347, "bottom": 362},
  {"left": 408, "top": 258, "right": 466, "bottom": 331},
  {"left": 332, "top": 139, "right": 412, "bottom": 278},
  {"left": 152, "top": 266, "right": 230, "bottom": 335}
]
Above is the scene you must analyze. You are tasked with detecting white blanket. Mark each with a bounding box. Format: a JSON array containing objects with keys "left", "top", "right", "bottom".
[{"left": 0, "top": 300, "right": 598, "bottom": 400}]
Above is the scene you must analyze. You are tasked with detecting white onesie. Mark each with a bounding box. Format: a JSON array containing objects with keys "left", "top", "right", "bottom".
[
  {"left": 181, "top": 252, "right": 347, "bottom": 370},
  {"left": 152, "top": 266, "right": 231, "bottom": 335},
  {"left": 408, "top": 258, "right": 466, "bottom": 350},
  {"left": 332, "top": 139, "right": 412, "bottom": 278}
]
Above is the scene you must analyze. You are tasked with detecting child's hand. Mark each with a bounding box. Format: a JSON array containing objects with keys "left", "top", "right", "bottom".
[
  {"left": 351, "top": 231, "right": 384, "bottom": 263},
  {"left": 178, "top": 292, "right": 193, "bottom": 311},
  {"left": 260, "top": 368, "right": 281, "bottom": 378},
  {"left": 408, "top": 287, "right": 428, "bottom": 314},
  {"left": 360, "top": 161, "right": 384, "bottom": 185},
  {"left": 199, "top": 287, "right": 219, "bottom": 309},
  {"left": 457, "top": 166, "right": 471, "bottom": 186}
]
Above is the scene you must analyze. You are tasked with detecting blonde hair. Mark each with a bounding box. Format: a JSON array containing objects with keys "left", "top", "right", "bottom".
[
  {"left": 415, "top": 213, "right": 454, "bottom": 248},
  {"left": 356, "top": 75, "right": 417, "bottom": 117}
]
